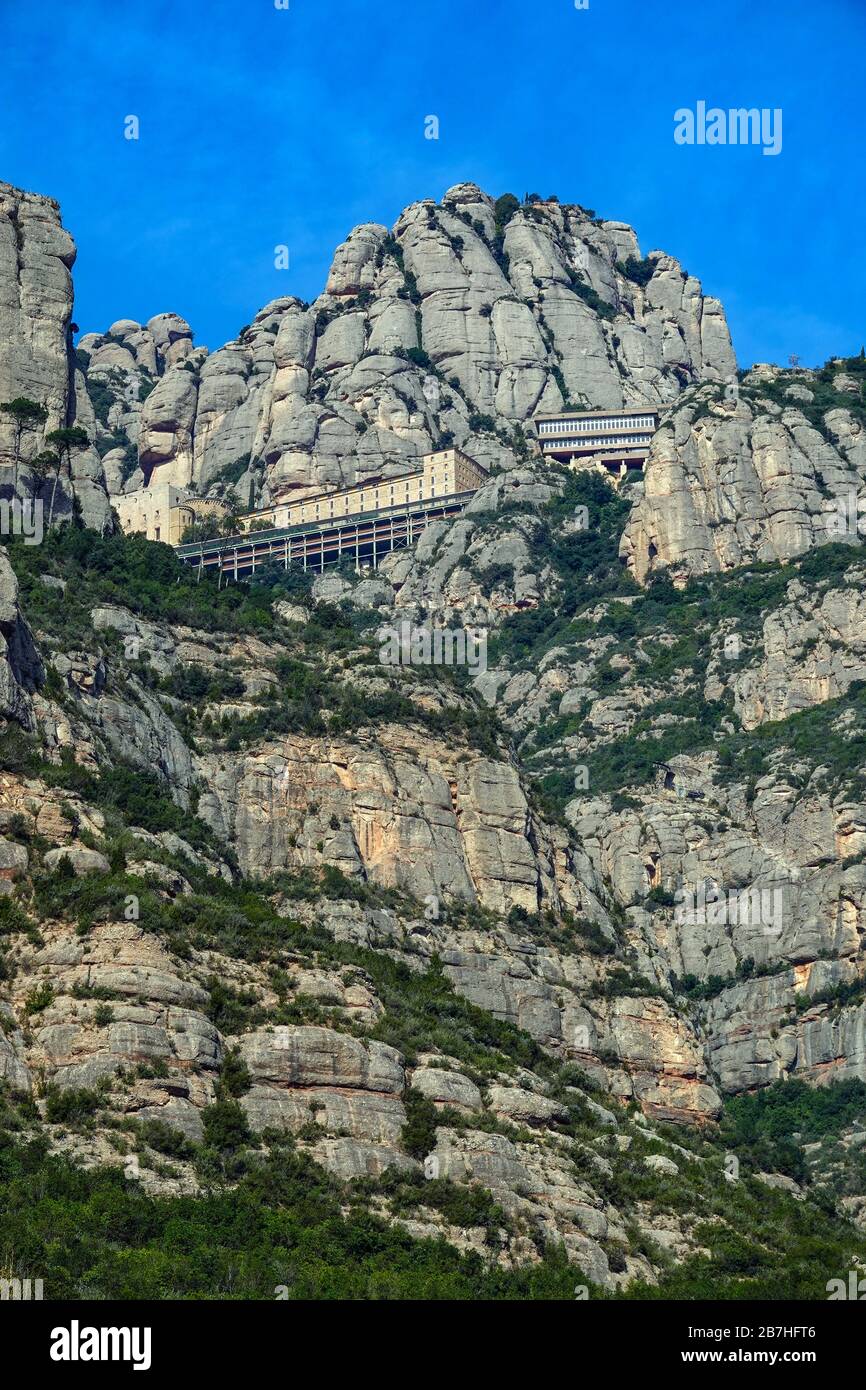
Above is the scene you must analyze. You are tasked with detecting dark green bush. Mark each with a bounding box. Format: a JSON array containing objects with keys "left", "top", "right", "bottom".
[
  {"left": 202, "top": 1100, "right": 251, "bottom": 1153},
  {"left": 44, "top": 1086, "right": 100, "bottom": 1124}
]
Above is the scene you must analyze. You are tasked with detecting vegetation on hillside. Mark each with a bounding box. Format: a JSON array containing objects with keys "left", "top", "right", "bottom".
[
  {"left": 485, "top": 469, "right": 866, "bottom": 816},
  {"left": 3, "top": 417, "right": 866, "bottom": 1299}
]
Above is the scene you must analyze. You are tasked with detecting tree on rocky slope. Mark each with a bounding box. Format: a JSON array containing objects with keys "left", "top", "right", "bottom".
[
  {"left": 0, "top": 397, "right": 48, "bottom": 495},
  {"left": 45, "top": 425, "right": 89, "bottom": 528},
  {"left": 28, "top": 449, "right": 59, "bottom": 503}
]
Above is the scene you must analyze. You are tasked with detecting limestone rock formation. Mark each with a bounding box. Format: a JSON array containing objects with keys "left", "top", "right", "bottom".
[
  {"left": 200, "top": 729, "right": 603, "bottom": 918},
  {"left": 621, "top": 370, "right": 866, "bottom": 584},
  {"left": 80, "top": 184, "right": 735, "bottom": 512},
  {"left": 0, "top": 180, "right": 112, "bottom": 530},
  {"left": 0, "top": 182, "right": 75, "bottom": 447},
  {"left": 0, "top": 548, "right": 43, "bottom": 728},
  {"left": 3, "top": 173, "right": 866, "bottom": 1291}
]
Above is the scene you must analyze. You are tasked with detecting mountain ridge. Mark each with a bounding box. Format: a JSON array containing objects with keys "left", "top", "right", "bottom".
[{"left": 1, "top": 175, "right": 866, "bottom": 1298}]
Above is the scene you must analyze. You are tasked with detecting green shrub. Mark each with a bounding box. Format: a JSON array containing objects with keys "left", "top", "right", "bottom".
[
  {"left": 617, "top": 256, "right": 656, "bottom": 287},
  {"left": 206, "top": 978, "right": 266, "bottom": 1035},
  {"left": 44, "top": 1086, "right": 100, "bottom": 1124},
  {"left": 202, "top": 1100, "right": 251, "bottom": 1153},
  {"left": 467, "top": 411, "right": 496, "bottom": 434},
  {"left": 23, "top": 982, "right": 54, "bottom": 1016},
  {"left": 401, "top": 1090, "right": 438, "bottom": 1159},
  {"left": 218, "top": 1047, "right": 252, "bottom": 1100},
  {"left": 137, "top": 1118, "right": 196, "bottom": 1160},
  {"left": 493, "top": 193, "right": 519, "bottom": 230}
]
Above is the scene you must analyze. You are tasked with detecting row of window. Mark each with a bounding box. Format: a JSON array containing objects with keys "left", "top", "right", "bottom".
[
  {"left": 542, "top": 432, "right": 654, "bottom": 450},
  {"left": 538, "top": 414, "right": 657, "bottom": 434},
  {"left": 289, "top": 472, "right": 457, "bottom": 522},
  {"left": 272, "top": 459, "right": 486, "bottom": 526}
]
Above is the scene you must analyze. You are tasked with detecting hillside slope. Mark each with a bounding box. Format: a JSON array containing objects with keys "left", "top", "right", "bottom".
[{"left": 1, "top": 178, "right": 865, "bottom": 1299}]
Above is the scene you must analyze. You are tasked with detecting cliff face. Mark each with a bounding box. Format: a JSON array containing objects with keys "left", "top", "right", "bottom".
[
  {"left": 6, "top": 457, "right": 866, "bottom": 1117},
  {"left": 0, "top": 181, "right": 112, "bottom": 530},
  {"left": 0, "top": 183, "right": 74, "bottom": 434},
  {"left": 620, "top": 368, "right": 866, "bottom": 583},
  {"left": 2, "top": 177, "right": 866, "bottom": 1291},
  {"left": 79, "top": 182, "right": 735, "bottom": 507},
  {"left": 74, "top": 312, "right": 195, "bottom": 496}
]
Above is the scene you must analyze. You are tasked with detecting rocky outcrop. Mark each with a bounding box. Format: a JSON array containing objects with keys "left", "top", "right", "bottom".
[
  {"left": 74, "top": 314, "right": 196, "bottom": 495},
  {"left": 0, "top": 180, "right": 112, "bottom": 529},
  {"left": 239, "top": 1025, "right": 406, "bottom": 1145},
  {"left": 80, "top": 184, "right": 734, "bottom": 512},
  {"left": 298, "top": 895, "right": 720, "bottom": 1124},
  {"left": 621, "top": 372, "right": 866, "bottom": 584},
  {"left": 199, "top": 729, "right": 604, "bottom": 919},
  {"left": 570, "top": 755, "right": 866, "bottom": 1097},
  {"left": 0, "top": 174, "right": 742, "bottom": 540},
  {"left": 11, "top": 919, "right": 219, "bottom": 1117},
  {"left": 0, "top": 182, "right": 75, "bottom": 451},
  {"left": 410, "top": 1063, "right": 483, "bottom": 1113},
  {"left": 0, "top": 548, "right": 43, "bottom": 729},
  {"left": 426, "top": 1125, "right": 614, "bottom": 1282},
  {"left": 707, "top": 577, "right": 866, "bottom": 728}
]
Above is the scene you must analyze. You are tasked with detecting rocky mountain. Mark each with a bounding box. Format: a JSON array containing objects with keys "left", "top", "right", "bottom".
[
  {"left": 622, "top": 367, "right": 866, "bottom": 583},
  {"left": 0, "top": 183, "right": 111, "bottom": 530},
  {"left": 1, "top": 175, "right": 866, "bottom": 1299},
  {"left": 71, "top": 181, "right": 735, "bottom": 510}
]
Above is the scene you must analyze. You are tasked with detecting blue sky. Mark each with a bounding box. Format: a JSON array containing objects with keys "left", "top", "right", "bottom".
[{"left": 0, "top": 0, "right": 862, "bottom": 368}]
